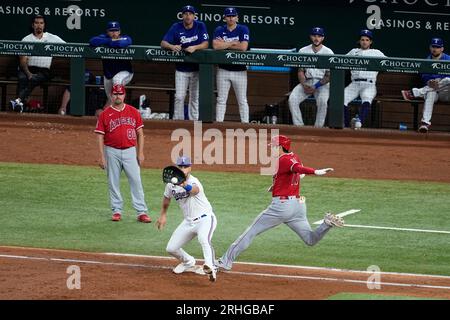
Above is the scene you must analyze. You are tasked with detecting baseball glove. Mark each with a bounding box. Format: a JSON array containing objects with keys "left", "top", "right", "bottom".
[{"left": 162, "top": 166, "right": 186, "bottom": 185}]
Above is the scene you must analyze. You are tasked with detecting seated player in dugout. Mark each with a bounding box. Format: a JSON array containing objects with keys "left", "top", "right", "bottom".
[
  {"left": 343, "top": 29, "right": 385, "bottom": 128},
  {"left": 401, "top": 38, "right": 450, "bottom": 133}
]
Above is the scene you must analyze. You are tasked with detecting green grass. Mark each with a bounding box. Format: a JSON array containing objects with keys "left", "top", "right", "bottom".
[
  {"left": 327, "top": 293, "right": 444, "bottom": 300},
  {"left": 0, "top": 162, "right": 449, "bottom": 276}
]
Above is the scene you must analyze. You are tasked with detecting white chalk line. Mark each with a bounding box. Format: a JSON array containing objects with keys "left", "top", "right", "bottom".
[
  {"left": 314, "top": 209, "right": 450, "bottom": 235},
  {"left": 2, "top": 245, "right": 449, "bottom": 280},
  {"left": 1, "top": 253, "right": 450, "bottom": 291},
  {"left": 344, "top": 224, "right": 450, "bottom": 235}
]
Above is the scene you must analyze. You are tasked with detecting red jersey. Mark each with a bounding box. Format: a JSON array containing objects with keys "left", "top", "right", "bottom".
[
  {"left": 94, "top": 104, "right": 144, "bottom": 149},
  {"left": 271, "top": 153, "right": 315, "bottom": 198}
]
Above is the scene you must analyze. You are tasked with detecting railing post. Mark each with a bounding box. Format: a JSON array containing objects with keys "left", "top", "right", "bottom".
[
  {"left": 198, "top": 63, "right": 215, "bottom": 122},
  {"left": 328, "top": 69, "right": 345, "bottom": 129},
  {"left": 70, "top": 57, "right": 85, "bottom": 116}
]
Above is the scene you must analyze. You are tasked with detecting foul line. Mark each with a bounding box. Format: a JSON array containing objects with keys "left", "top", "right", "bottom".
[
  {"left": 314, "top": 209, "right": 450, "bottom": 235},
  {"left": 1, "top": 253, "right": 450, "bottom": 291},
  {"left": 344, "top": 224, "right": 450, "bottom": 235}
]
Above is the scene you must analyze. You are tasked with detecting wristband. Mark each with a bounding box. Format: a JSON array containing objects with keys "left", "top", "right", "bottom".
[
  {"left": 183, "top": 184, "right": 193, "bottom": 192},
  {"left": 314, "top": 81, "right": 323, "bottom": 89}
]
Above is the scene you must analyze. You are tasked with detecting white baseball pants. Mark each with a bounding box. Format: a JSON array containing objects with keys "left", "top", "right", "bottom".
[
  {"left": 174, "top": 70, "right": 199, "bottom": 121},
  {"left": 344, "top": 81, "right": 377, "bottom": 106},
  {"left": 412, "top": 77, "right": 450, "bottom": 125},
  {"left": 288, "top": 80, "right": 330, "bottom": 127},
  {"left": 216, "top": 69, "right": 249, "bottom": 123},
  {"left": 166, "top": 213, "right": 217, "bottom": 268},
  {"left": 104, "top": 71, "right": 134, "bottom": 103}
]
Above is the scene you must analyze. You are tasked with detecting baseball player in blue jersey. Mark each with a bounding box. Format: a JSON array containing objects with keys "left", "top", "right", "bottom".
[
  {"left": 161, "top": 5, "right": 209, "bottom": 121},
  {"left": 213, "top": 7, "right": 250, "bottom": 123},
  {"left": 401, "top": 38, "right": 450, "bottom": 133},
  {"left": 343, "top": 29, "right": 385, "bottom": 128},
  {"left": 89, "top": 21, "right": 134, "bottom": 113}
]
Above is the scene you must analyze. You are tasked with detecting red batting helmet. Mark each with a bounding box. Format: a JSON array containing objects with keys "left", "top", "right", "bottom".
[
  {"left": 111, "top": 84, "right": 126, "bottom": 95},
  {"left": 269, "top": 135, "right": 291, "bottom": 151}
]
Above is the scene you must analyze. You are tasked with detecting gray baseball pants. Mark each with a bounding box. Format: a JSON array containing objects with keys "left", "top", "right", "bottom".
[
  {"left": 105, "top": 146, "right": 148, "bottom": 215},
  {"left": 219, "top": 197, "right": 331, "bottom": 269}
]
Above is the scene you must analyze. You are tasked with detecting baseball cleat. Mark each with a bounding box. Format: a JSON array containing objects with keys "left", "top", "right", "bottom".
[
  {"left": 111, "top": 213, "right": 121, "bottom": 222},
  {"left": 418, "top": 122, "right": 430, "bottom": 133},
  {"left": 10, "top": 99, "right": 24, "bottom": 113},
  {"left": 173, "top": 259, "right": 196, "bottom": 274},
  {"left": 203, "top": 264, "right": 217, "bottom": 282},
  {"left": 137, "top": 213, "right": 151, "bottom": 223},
  {"left": 324, "top": 212, "right": 344, "bottom": 227},
  {"left": 215, "top": 259, "right": 232, "bottom": 271},
  {"left": 401, "top": 90, "right": 415, "bottom": 101}
]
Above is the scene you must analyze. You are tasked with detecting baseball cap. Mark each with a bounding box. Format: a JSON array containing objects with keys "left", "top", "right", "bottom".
[
  {"left": 176, "top": 156, "right": 192, "bottom": 167},
  {"left": 111, "top": 84, "right": 126, "bottom": 95},
  {"left": 360, "top": 29, "right": 373, "bottom": 39},
  {"left": 181, "top": 5, "right": 196, "bottom": 14},
  {"left": 310, "top": 27, "right": 325, "bottom": 37},
  {"left": 107, "top": 21, "right": 121, "bottom": 31},
  {"left": 430, "top": 37, "right": 444, "bottom": 48},
  {"left": 224, "top": 7, "right": 238, "bottom": 16},
  {"left": 269, "top": 135, "right": 291, "bottom": 151}
]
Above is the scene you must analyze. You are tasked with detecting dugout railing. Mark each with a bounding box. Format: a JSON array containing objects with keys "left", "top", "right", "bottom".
[{"left": 0, "top": 40, "right": 449, "bottom": 128}]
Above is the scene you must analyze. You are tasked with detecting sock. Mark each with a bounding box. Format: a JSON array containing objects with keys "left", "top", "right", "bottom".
[
  {"left": 344, "top": 105, "right": 351, "bottom": 127},
  {"left": 359, "top": 102, "right": 371, "bottom": 124}
]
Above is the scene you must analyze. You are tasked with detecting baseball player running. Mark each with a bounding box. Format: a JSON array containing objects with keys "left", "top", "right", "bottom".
[
  {"left": 94, "top": 84, "right": 151, "bottom": 223},
  {"left": 401, "top": 38, "right": 450, "bottom": 133},
  {"left": 161, "top": 5, "right": 209, "bottom": 121},
  {"left": 216, "top": 135, "right": 343, "bottom": 271},
  {"left": 343, "top": 29, "right": 385, "bottom": 128},
  {"left": 288, "top": 27, "right": 334, "bottom": 127},
  {"left": 213, "top": 7, "right": 250, "bottom": 123},
  {"left": 156, "top": 156, "right": 218, "bottom": 282},
  {"left": 89, "top": 21, "right": 134, "bottom": 112}
]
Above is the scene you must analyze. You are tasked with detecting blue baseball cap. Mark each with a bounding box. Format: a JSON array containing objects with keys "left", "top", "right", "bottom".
[
  {"left": 176, "top": 156, "right": 192, "bottom": 167},
  {"left": 431, "top": 37, "right": 444, "bottom": 48},
  {"left": 310, "top": 27, "right": 325, "bottom": 37},
  {"left": 360, "top": 29, "right": 373, "bottom": 39},
  {"left": 107, "top": 21, "right": 120, "bottom": 31},
  {"left": 181, "top": 5, "right": 196, "bottom": 14},
  {"left": 224, "top": 7, "right": 238, "bottom": 16}
]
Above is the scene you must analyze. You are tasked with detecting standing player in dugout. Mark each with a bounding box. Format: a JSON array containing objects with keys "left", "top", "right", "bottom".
[{"left": 217, "top": 135, "right": 344, "bottom": 271}]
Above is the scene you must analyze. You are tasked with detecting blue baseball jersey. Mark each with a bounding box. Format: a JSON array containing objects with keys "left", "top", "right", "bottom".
[
  {"left": 163, "top": 20, "right": 209, "bottom": 72},
  {"left": 214, "top": 24, "right": 250, "bottom": 71},
  {"left": 421, "top": 52, "right": 450, "bottom": 84},
  {"left": 89, "top": 33, "right": 133, "bottom": 79}
]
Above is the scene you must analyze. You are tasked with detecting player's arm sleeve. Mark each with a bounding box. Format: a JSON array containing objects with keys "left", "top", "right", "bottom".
[
  {"left": 291, "top": 162, "right": 316, "bottom": 175},
  {"left": 94, "top": 116, "right": 105, "bottom": 134},
  {"left": 89, "top": 34, "right": 110, "bottom": 46},
  {"left": 135, "top": 109, "right": 144, "bottom": 130},
  {"left": 200, "top": 23, "right": 209, "bottom": 42},
  {"left": 240, "top": 26, "right": 250, "bottom": 42},
  {"left": 213, "top": 26, "right": 222, "bottom": 39}
]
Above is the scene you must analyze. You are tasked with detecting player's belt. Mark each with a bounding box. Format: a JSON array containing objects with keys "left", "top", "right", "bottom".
[
  {"left": 274, "top": 196, "right": 299, "bottom": 200},
  {"left": 354, "top": 78, "right": 374, "bottom": 83},
  {"left": 192, "top": 214, "right": 207, "bottom": 222}
]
